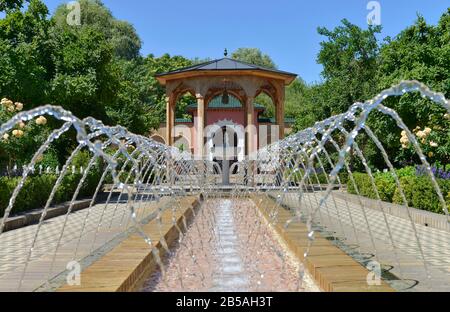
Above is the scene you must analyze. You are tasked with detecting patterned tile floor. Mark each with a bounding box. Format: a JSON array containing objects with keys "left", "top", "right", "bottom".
[
  {"left": 282, "top": 191, "right": 450, "bottom": 291},
  {"left": 1, "top": 190, "right": 449, "bottom": 292},
  {"left": 0, "top": 199, "right": 158, "bottom": 291}
]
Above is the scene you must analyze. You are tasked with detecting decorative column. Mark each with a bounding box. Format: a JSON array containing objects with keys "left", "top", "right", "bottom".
[
  {"left": 196, "top": 95, "right": 206, "bottom": 159},
  {"left": 165, "top": 94, "right": 175, "bottom": 186},
  {"left": 245, "top": 96, "right": 256, "bottom": 156},
  {"left": 245, "top": 95, "right": 257, "bottom": 187},
  {"left": 166, "top": 95, "right": 175, "bottom": 146},
  {"left": 275, "top": 86, "right": 286, "bottom": 140}
]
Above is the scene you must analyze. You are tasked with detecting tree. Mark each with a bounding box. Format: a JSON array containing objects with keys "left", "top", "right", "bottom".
[
  {"left": 231, "top": 48, "right": 277, "bottom": 69},
  {"left": 0, "top": 0, "right": 27, "bottom": 12},
  {"left": 290, "top": 80, "right": 326, "bottom": 132},
  {"left": 49, "top": 25, "right": 117, "bottom": 121},
  {"left": 317, "top": 19, "right": 381, "bottom": 113},
  {"left": 299, "top": 11, "right": 450, "bottom": 169},
  {"left": 106, "top": 58, "right": 152, "bottom": 133},
  {"left": 375, "top": 11, "right": 450, "bottom": 167},
  {"left": 0, "top": 0, "right": 53, "bottom": 105},
  {"left": 53, "top": 0, "right": 141, "bottom": 60},
  {"left": 191, "top": 57, "right": 212, "bottom": 65},
  {"left": 291, "top": 20, "right": 382, "bottom": 134},
  {"left": 378, "top": 12, "right": 449, "bottom": 95}
]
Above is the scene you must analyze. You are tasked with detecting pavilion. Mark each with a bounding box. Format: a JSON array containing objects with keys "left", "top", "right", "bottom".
[{"left": 153, "top": 55, "right": 297, "bottom": 160}]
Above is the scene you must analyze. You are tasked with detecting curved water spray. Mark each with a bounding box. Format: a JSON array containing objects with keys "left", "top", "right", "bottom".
[{"left": 0, "top": 81, "right": 448, "bottom": 292}]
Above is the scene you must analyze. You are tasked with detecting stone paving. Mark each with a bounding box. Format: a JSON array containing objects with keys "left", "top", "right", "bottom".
[
  {"left": 1, "top": 189, "right": 449, "bottom": 292},
  {"left": 281, "top": 191, "right": 450, "bottom": 291},
  {"left": 0, "top": 199, "right": 158, "bottom": 292}
]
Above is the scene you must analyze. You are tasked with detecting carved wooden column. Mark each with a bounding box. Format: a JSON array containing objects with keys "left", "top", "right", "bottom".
[
  {"left": 196, "top": 95, "right": 206, "bottom": 159},
  {"left": 166, "top": 95, "right": 175, "bottom": 146},
  {"left": 275, "top": 83, "right": 286, "bottom": 140},
  {"left": 245, "top": 95, "right": 257, "bottom": 187},
  {"left": 245, "top": 96, "right": 256, "bottom": 156}
]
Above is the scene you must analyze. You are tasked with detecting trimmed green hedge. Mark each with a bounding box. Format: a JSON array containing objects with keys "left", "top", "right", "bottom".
[
  {"left": 0, "top": 169, "right": 102, "bottom": 217},
  {"left": 285, "top": 169, "right": 348, "bottom": 185},
  {"left": 347, "top": 172, "right": 450, "bottom": 214}
]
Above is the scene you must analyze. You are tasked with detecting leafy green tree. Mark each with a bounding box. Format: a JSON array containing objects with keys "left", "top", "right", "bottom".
[
  {"left": 49, "top": 25, "right": 116, "bottom": 121},
  {"left": 53, "top": 0, "right": 141, "bottom": 60},
  {"left": 378, "top": 12, "right": 449, "bottom": 95},
  {"left": 291, "top": 81, "right": 328, "bottom": 132},
  {"left": 292, "top": 20, "right": 381, "bottom": 134},
  {"left": 231, "top": 48, "right": 278, "bottom": 117},
  {"left": 0, "top": 0, "right": 27, "bottom": 12},
  {"left": 375, "top": 11, "right": 450, "bottom": 167},
  {"left": 191, "top": 57, "right": 212, "bottom": 65},
  {"left": 0, "top": 0, "right": 53, "bottom": 105},
  {"left": 232, "top": 48, "right": 277, "bottom": 69},
  {"left": 106, "top": 58, "right": 153, "bottom": 133},
  {"left": 145, "top": 53, "right": 194, "bottom": 125},
  {"left": 317, "top": 19, "right": 381, "bottom": 113}
]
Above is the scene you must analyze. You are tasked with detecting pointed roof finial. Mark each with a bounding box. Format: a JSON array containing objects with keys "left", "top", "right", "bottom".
[{"left": 224, "top": 48, "right": 228, "bottom": 57}]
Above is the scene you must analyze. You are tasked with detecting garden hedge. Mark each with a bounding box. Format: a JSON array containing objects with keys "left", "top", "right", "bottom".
[
  {"left": 285, "top": 169, "right": 348, "bottom": 185},
  {"left": 347, "top": 172, "right": 450, "bottom": 214},
  {"left": 0, "top": 168, "right": 102, "bottom": 217}
]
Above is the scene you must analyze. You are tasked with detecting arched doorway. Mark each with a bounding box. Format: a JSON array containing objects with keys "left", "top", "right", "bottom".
[
  {"left": 207, "top": 119, "right": 244, "bottom": 165},
  {"left": 151, "top": 135, "right": 166, "bottom": 145},
  {"left": 207, "top": 119, "right": 244, "bottom": 185},
  {"left": 174, "top": 136, "right": 190, "bottom": 153}
]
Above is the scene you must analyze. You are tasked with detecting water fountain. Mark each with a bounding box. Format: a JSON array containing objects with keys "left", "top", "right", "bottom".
[{"left": 0, "top": 81, "right": 448, "bottom": 292}]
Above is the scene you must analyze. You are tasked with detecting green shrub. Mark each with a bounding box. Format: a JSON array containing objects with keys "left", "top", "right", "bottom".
[
  {"left": 392, "top": 176, "right": 414, "bottom": 207},
  {"left": 71, "top": 150, "right": 92, "bottom": 168},
  {"left": 315, "top": 173, "right": 328, "bottom": 184},
  {"left": 338, "top": 172, "right": 349, "bottom": 185},
  {"left": 393, "top": 176, "right": 450, "bottom": 214},
  {"left": 396, "top": 166, "right": 416, "bottom": 178},
  {"left": 374, "top": 173, "right": 396, "bottom": 202},
  {"left": 0, "top": 168, "right": 102, "bottom": 217},
  {"left": 348, "top": 172, "right": 377, "bottom": 199},
  {"left": 38, "top": 149, "right": 60, "bottom": 171},
  {"left": 0, "top": 177, "right": 16, "bottom": 216},
  {"left": 0, "top": 175, "right": 57, "bottom": 216},
  {"left": 285, "top": 168, "right": 347, "bottom": 186},
  {"left": 55, "top": 173, "right": 80, "bottom": 203},
  {"left": 349, "top": 170, "right": 450, "bottom": 215}
]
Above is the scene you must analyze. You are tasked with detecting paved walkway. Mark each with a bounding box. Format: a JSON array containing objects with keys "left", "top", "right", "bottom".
[
  {"left": 2, "top": 189, "right": 449, "bottom": 292},
  {"left": 281, "top": 191, "right": 450, "bottom": 291},
  {"left": 0, "top": 199, "right": 159, "bottom": 292}
]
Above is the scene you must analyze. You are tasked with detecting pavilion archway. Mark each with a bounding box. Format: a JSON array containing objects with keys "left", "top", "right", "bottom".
[
  {"left": 155, "top": 57, "right": 297, "bottom": 159},
  {"left": 151, "top": 134, "right": 166, "bottom": 145}
]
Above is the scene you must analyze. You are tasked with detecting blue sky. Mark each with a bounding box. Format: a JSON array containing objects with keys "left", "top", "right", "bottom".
[{"left": 18, "top": 1, "right": 450, "bottom": 83}]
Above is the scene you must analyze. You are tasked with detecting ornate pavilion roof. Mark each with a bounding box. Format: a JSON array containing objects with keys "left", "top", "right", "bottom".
[{"left": 155, "top": 58, "right": 297, "bottom": 85}]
